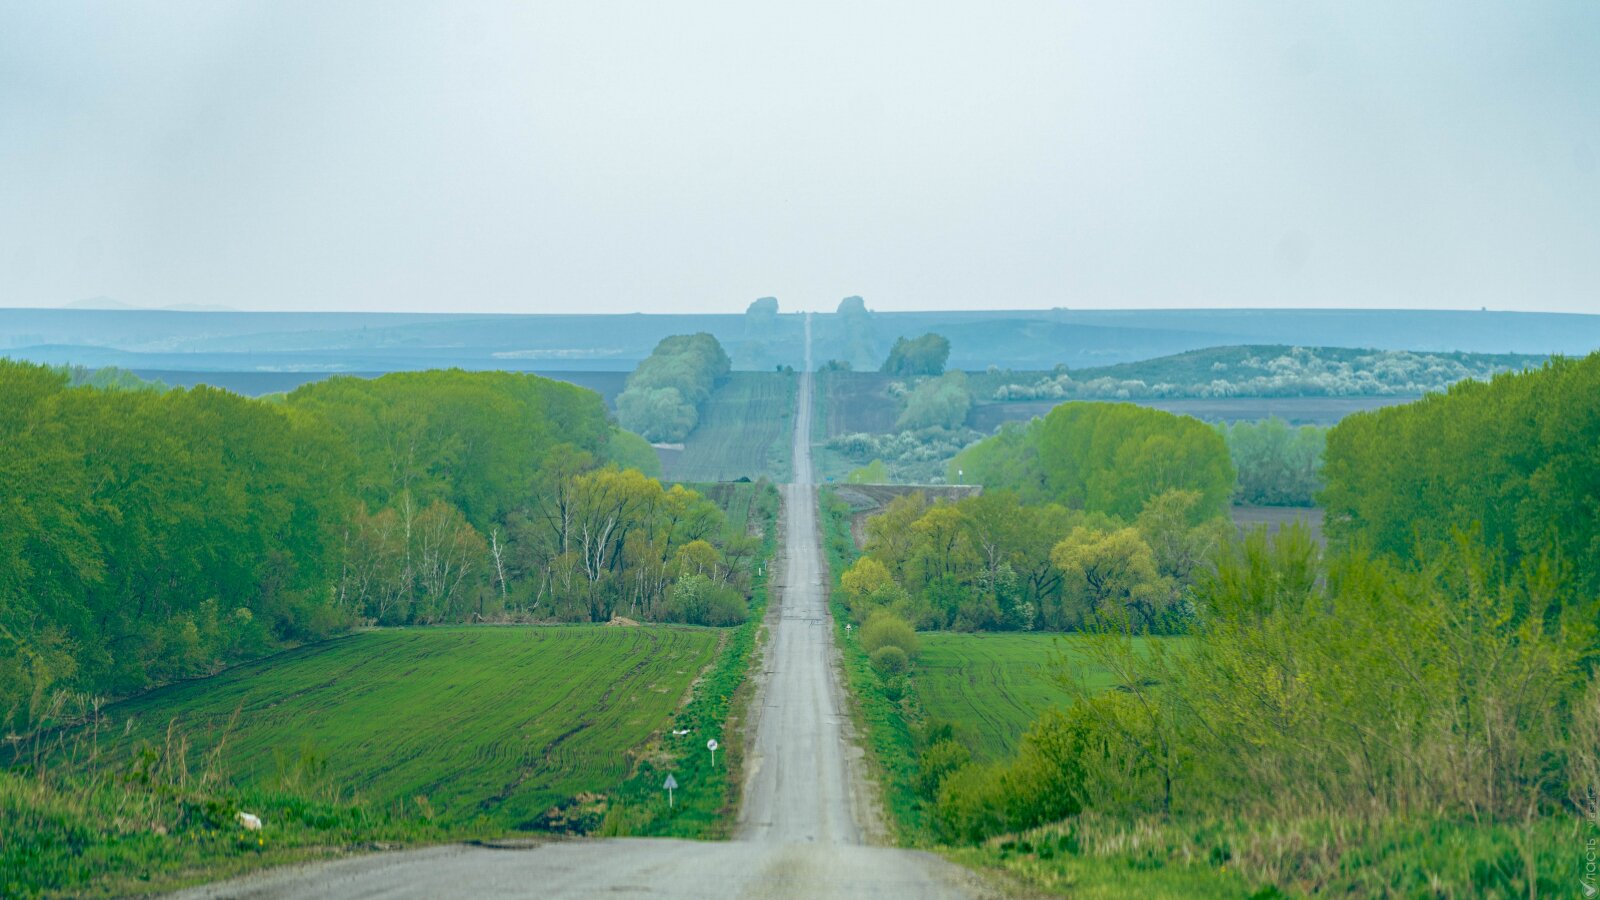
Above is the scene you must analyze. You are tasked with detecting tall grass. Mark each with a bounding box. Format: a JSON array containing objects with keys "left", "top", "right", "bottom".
[{"left": 2, "top": 692, "right": 445, "bottom": 898}]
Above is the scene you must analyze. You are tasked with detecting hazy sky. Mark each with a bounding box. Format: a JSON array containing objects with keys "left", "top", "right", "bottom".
[{"left": 2, "top": 2, "right": 1597, "bottom": 314}]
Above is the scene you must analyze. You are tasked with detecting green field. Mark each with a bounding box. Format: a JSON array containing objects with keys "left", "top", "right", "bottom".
[
  {"left": 915, "top": 633, "right": 1174, "bottom": 761},
  {"left": 661, "top": 371, "right": 795, "bottom": 482},
  {"left": 94, "top": 626, "right": 720, "bottom": 828}
]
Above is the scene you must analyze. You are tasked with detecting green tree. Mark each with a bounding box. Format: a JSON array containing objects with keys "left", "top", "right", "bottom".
[{"left": 882, "top": 333, "right": 952, "bottom": 376}]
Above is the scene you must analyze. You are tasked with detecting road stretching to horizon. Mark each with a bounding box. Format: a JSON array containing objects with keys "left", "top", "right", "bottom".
[{"left": 172, "top": 313, "right": 991, "bottom": 899}]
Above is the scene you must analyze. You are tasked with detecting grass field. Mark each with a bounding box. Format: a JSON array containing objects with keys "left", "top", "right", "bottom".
[
  {"left": 915, "top": 633, "right": 1177, "bottom": 762},
  {"left": 92, "top": 626, "right": 720, "bottom": 828},
  {"left": 660, "top": 371, "right": 795, "bottom": 482}
]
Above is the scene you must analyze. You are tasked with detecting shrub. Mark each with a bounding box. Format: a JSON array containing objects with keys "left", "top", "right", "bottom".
[
  {"left": 859, "top": 610, "right": 918, "bottom": 659},
  {"left": 869, "top": 645, "right": 909, "bottom": 676},
  {"left": 916, "top": 739, "right": 972, "bottom": 799},
  {"left": 661, "top": 574, "right": 748, "bottom": 626},
  {"left": 933, "top": 710, "right": 1091, "bottom": 843}
]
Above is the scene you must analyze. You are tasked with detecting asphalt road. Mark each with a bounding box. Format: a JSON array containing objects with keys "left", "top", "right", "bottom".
[{"left": 172, "top": 315, "right": 992, "bottom": 899}]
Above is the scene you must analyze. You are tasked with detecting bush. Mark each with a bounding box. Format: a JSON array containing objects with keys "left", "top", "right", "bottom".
[
  {"left": 934, "top": 763, "right": 1006, "bottom": 844},
  {"left": 859, "top": 610, "right": 918, "bottom": 659},
  {"left": 869, "top": 645, "right": 909, "bottom": 676},
  {"left": 896, "top": 372, "right": 971, "bottom": 431},
  {"left": 661, "top": 574, "right": 748, "bottom": 626},
  {"left": 933, "top": 710, "right": 1090, "bottom": 843},
  {"left": 916, "top": 739, "right": 972, "bottom": 799}
]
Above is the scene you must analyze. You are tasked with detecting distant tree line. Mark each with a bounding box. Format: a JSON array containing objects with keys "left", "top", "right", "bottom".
[
  {"left": 614, "top": 333, "right": 731, "bottom": 442},
  {"left": 0, "top": 361, "right": 760, "bottom": 734},
  {"left": 986, "top": 345, "right": 1542, "bottom": 401}
]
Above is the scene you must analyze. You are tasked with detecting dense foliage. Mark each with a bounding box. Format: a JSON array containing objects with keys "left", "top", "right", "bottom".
[
  {"left": 1321, "top": 353, "right": 1600, "bottom": 597},
  {"left": 894, "top": 371, "right": 970, "bottom": 430},
  {"left": 980, "top": 344, "right": 1542, "bottom": 401},
  {"left": 881, "top": 332, "right": 951, "bottom": 377},
  {"left": 614, "top": 333, "right": 732, "bottom": 442},
  {"left": 932, "top": 530, "right": 1597, "bottom": 891},
  {"left": 1, "top": 361, "right": 756, "bottom": 736},
  {"left": 1218, "top": 417, "right": 1325, "bottom": 506},
  {"left": 838, "top": 489, "right": 1226, "bottom": 633},
  {"left": 950, "top": 401, "right": 1234, "bottom": 520},
  {"left": 1, "top": 361, "right": 355, "bottom": 723}
]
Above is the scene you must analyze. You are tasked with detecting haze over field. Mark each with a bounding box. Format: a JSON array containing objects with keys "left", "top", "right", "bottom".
[{"left": 3, "top": 1, "right": 1598, "bottom": 314}]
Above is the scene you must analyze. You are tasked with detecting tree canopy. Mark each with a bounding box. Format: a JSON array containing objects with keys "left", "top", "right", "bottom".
[
  {"left": 614, "top": 333, "right": 731, "bottom": 442},
  {"left": 1321, "top": 352, "right": 1600, "bottom": 597},
  {"left": 882, "top": 333, "right": 951, "bottom": 377},
  {"left": 951, "top": 401, "right": 1234, "bottom": 521}
]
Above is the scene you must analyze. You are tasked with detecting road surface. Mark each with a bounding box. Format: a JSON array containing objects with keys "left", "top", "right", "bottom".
[{"left": 172, "top": 314, "right": 991, "bottom": 898}]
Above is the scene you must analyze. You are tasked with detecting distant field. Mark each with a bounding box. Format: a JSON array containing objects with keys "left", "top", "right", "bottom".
[
  {"left": 915, "top": 633, "right": 1177, "bottom": 761},
  {"left": 817, "top": 370, "right": 899, "bottom": 436},
  {"left": 810, "top": 371, "right": 901, "bottom": 483},
  {"left": 1231, "top": 504, "right": 1325, "bottom": 544},
  {"left": 695, "top": 480, "right": 779, "bottom": 541},
  {"left": 92, "top": 627, "right": 720, "bottom": 828},
  {"left": 661, "top": 372, "right": 796, "bottom": 482},
  {"left": 969, "top": 394, "right": 1417, "bottom": 429}
]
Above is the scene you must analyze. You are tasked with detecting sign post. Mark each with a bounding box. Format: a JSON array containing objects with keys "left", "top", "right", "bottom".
[
  {"left": 707, "top": 738, "right": 719, "bottom": 768},
  {"left": 663, "top": 773, "right": 678, "bottom": 808}
]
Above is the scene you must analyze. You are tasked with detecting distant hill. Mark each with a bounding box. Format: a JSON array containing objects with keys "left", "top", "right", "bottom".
[
  {"left": 970, "top": 345, "right": 1546, "bottom": 402},
  {"left": 2, "top": 307, "right": 1597, "bottom": 375}
]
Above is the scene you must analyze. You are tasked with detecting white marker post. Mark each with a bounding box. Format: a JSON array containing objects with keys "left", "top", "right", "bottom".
[
  {"left": 663, "top": 773, "right": 678, "bottom": 808},
  {"left": 707, "top": 738, "right": 719, "bottom": 768}
]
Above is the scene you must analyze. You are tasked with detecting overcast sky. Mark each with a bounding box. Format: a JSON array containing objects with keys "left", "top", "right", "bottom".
[{"left": 1, "top": 2, "right": 1597, "bottom": 314}]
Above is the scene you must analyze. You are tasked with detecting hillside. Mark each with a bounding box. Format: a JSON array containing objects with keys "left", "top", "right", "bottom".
[
  {"left": 5, "top": 308, "right": 1597, "bottom": 378},
  {"left": 972, "top": 344, "right": 1544, "bottom": 402}
]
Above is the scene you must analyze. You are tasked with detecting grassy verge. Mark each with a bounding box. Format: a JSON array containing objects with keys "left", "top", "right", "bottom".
[
  {"left": 818, "top": 487, "right": 931, "bottom": 842},
  {"left": 942, "top": 813, "right": 1581, "bottom": 898},
  {"left": 598, "top": 482, "right": 780, "bottom": 838},
  {"left": 1, "top": 736, "right": 461, "bottom": 898}
]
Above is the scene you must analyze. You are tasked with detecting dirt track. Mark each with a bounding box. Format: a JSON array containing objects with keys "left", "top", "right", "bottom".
[{"left": 170, "top": 314, "right": 993, "bottom": 899}]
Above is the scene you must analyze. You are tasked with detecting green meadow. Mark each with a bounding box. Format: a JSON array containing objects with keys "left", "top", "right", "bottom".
[{"left": 91, "top": 626, "right": 720, "bottom": 828}]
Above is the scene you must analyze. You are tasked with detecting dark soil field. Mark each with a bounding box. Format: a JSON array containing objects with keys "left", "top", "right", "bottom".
[
  {"left": 817, "top": 371, "right": 900, "bottom": 436},
  {"left": 661, "top": 372, "right": 796, "bottom": 482}
]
